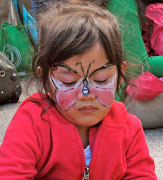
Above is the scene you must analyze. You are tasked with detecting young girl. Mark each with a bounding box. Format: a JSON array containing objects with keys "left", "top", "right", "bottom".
[{"left": 0, "top": 1, "right": 157, "bottom": 179}]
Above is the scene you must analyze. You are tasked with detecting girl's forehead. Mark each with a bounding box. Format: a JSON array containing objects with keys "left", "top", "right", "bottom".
[{"left": 60, "top": 42, "right": 110, "bottom": 75}]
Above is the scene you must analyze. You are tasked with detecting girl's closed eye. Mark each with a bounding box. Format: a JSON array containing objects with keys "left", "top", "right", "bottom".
[
  {"left": 51, "top": 66, "right": 80, "bottom": 87},
  {"left": 61, "top": 81, "right": 77, "bottom": 87},
  {"left": 94, "top": 78, "right": 112, "bottom": 85},
  {"left": 91, "top": 65, "right": 115, "bottom": 85},
  {"left": 94, "top": 78, "right": 109, "bottom": 84}
]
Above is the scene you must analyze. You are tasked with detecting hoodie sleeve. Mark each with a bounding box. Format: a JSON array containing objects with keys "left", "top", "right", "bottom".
[
  {"left": 0, "top": 103, "right": 43, "bottom": 179},
  {"left": 122, "top": 114, "right": 157, "bottom": 179}
]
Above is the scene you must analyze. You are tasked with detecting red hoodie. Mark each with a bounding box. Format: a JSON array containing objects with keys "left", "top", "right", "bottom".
[{"left": 0, "top": 93, "right": 157, "bottom": 179}]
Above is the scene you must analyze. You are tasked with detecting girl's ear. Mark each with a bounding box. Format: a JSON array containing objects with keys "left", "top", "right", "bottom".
[
  {"left": 121, "top": 61, "right": 127, "bottom": 76},
  {"left": 37, "top": 66, "right": 42, "bottom": 77},
  {"left": 37, "top": 66, "right": 51, "bottom": 93},
  {"left": 119, "top": 61, "right": 127, "bottom": 87}
]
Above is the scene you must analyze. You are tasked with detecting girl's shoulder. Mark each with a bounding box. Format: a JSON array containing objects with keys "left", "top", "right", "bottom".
[
  {"left": 16, "top": 92, "right": 50, "bottom": 120},
  {"left": 110, "top": 101, "right": 145, "bottom": 145},
  {"left": 109, "top": 100, "right": 143, "bottom": 129},
  {"left": 19, "top": 92, "right": 49, "bottom": 108},
  {"left": 16, "top": 92, "right": 70, "bottom": 125}
]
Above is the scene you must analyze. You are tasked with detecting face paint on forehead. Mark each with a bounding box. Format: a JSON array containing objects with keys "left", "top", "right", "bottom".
[
  {"left": 89, "top": 62, "right": 115, "bottom": 77},
  {"left": 79, "top": 62, "right": 92, "bottom": 77},
  {"left": 80, "top": 62, "right": 92, "bottom": 96},
  {"left": 56, "top": 62, "right": 92, "bottom": 77},
  {"left": 59, "top": 63, "right": 80, "bottom": 76}
]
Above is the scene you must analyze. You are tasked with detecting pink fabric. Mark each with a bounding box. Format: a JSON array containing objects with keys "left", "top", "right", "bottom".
[
  {"left": 143, "top": 3, "right": 163, "bottom": 56},
  {"left": 127, "top": 71, "right": 163, "bottom": 101}
]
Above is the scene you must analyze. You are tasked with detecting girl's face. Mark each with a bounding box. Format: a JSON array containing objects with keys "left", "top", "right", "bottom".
[{"left": 49, "top": 42, "right": 118, "bottom": 128}]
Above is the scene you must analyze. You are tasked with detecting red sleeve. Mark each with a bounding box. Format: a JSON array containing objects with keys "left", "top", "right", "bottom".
[
  {"left": 123, "top": 115, "right": 157, "bottom": 179},
  {"left": 0, "top": 103, "right": 43, "bottom": 179}
]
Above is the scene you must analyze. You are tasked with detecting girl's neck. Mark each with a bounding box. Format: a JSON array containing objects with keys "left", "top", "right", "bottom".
[{"left": 76, "top": 126, "right": 90, "bottom": 149}]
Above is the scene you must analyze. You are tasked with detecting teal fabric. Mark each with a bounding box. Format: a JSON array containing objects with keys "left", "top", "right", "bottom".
[{"left": 107, "top": 0, "right": 163, "bottom": 77}]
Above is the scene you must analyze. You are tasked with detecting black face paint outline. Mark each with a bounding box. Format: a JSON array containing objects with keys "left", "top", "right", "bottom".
[
  {"left": 50, "top": 63, "right": 81, "bottom": 91},
  {"left": 50, "top": 75, "right": 58, "bottom": 89},
  {"left": 50, "top": 74, "right": 63, "bottom": 110},
  {"left": 89, "top": 62, "right": 115, "bottom": 78},
  {"left": 55, "top": 62, "right": 114, "bottom": 79},
  {"left": 51, "top": 62, "right": 115, "bottom": 98},
  {"left": 79, "top": 62, "right": 92, "bottom": 96}
]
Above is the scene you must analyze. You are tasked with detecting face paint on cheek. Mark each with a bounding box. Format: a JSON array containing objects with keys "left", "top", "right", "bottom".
[
  {"left": 90, "top": 72, "right": 118, "bottom": 108},
  {"left": 50, "top": 75, "right": 82, "bottom": 110},
  {"left": 90, "top": 88, "right": 115, "bottom": 108},
  {"left": 56, "top": 87, "right": 81, "bottom": 110}
]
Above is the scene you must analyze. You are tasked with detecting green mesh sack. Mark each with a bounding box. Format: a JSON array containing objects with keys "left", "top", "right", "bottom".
[{"left": 0, "top": 23, "right": 34, "bottom": 77}]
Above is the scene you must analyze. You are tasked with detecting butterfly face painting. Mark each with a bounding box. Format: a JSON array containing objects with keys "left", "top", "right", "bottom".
[{"left": 50, "top": 62, "right": 117, "bottom": 111}]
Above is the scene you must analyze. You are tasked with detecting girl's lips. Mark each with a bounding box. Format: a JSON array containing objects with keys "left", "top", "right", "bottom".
[{"left": 79, "top": 105, "right": 97, "bottom": 112}]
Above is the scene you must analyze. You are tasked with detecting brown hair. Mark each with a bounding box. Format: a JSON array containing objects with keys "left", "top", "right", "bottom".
[{"left": 32, "top": 1, "right": 129, "bottom": 101}]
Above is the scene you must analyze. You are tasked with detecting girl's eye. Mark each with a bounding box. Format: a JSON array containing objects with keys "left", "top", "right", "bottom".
[
  {"left": 94, "top": 79, "right": 108, "bottom": 84},
  {"left": 61, "top": 81, "right": 76, "bottom": 86}
]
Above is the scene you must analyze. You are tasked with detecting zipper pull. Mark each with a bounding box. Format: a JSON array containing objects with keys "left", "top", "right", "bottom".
[{"left": 82, "top": 166, "right": 89, "bottom": 180}]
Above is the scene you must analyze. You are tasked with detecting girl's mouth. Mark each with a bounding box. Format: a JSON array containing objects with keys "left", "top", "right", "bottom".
[{"left": 79, "top": 105, "right": 97, "bottom": 113}]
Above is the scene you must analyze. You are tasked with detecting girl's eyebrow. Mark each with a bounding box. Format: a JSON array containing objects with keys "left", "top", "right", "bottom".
[
  {"left": 58, "top": 63, "right": 80, "bottom": 76},
  {"left": 89, "top": 62, "right": 114, "bottom": 77}
]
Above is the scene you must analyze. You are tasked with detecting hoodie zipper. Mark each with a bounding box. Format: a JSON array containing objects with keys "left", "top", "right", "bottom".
[
  {"left": 82, "top": 166, "right": 89, "bottom": 180},
  {"left": 82, "top": 125, "right": 100, "bottom": 180}
]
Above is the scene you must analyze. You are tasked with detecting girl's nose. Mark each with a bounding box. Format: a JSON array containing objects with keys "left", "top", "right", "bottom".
[
  {"left": 78, "top": 92, "right": 95, "bottom": 101},
  {"left": 78, "top": 79, "right": 95, "bottom": 100}
]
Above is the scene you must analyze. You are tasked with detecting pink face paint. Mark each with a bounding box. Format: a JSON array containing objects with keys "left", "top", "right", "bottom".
[
  {"left": 89, "top": 72, "right": 117, "bottom": 108},
  {"left": 50, "top": 76, "right": 83, "bottom": 110},
  {"left": 50, "top": 71, "right": 117, "bottom": 110}
]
